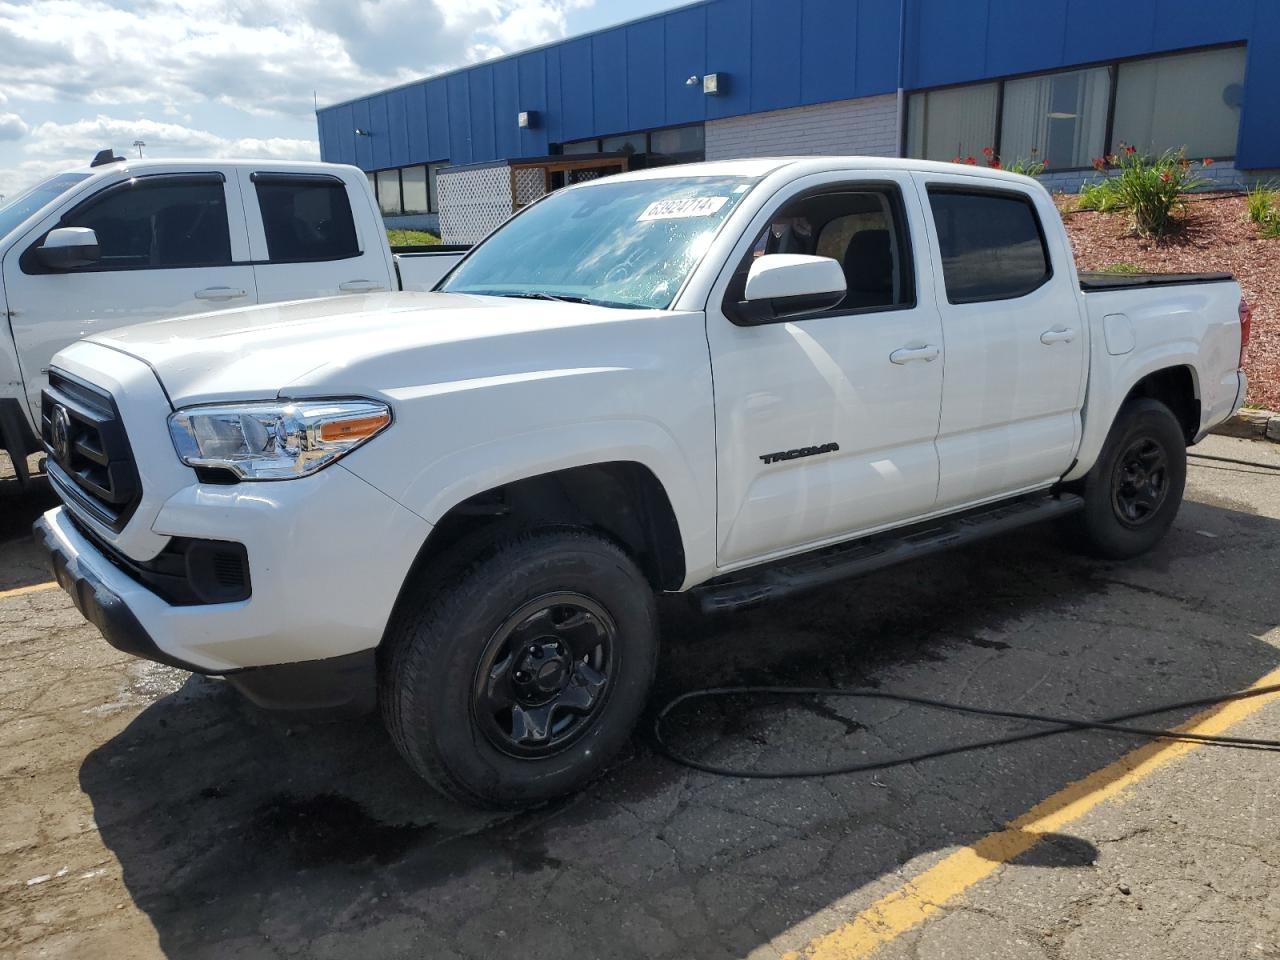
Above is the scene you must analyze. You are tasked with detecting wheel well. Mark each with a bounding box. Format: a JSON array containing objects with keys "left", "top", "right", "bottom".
[
  {"left": 1124, "top": 366, "right": 1200, "bottom": 442},
  {"left": 408, "top": 462, "right": 686, "bottom": 593}
]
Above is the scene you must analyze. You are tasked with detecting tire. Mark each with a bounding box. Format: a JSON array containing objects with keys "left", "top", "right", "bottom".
[
  {"left": 1066, "top": 398, "right": 1187, "bottom": 560},
  {"left": 380, "top": 527, "right": 658, "bottom": 808}
]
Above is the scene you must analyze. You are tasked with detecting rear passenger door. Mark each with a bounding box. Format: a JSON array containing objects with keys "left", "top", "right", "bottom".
[
  {"left": 914, "top": 175, "right": 1088, "bottom": 509},
  {"left": 238, "top": 171, "right": 394, "bottom": 303}
]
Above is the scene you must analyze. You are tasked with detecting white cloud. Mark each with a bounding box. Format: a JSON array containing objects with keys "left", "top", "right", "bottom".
[
  {"left": 0, "top": 0, "right": 594, "bottom": 197},
  {"left": 0, "top": 112, "right": 27, "bottom": 140},
  {"left": 0, "top": 114, "right": 318, "bottom": 198},
  {"left": 0, "top": 0, "right": 594, "bottom": 119}
]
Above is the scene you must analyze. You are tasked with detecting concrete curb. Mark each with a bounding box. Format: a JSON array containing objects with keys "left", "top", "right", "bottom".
[{"left": 1210, "top": 408, "right": 1280, "bottom": 442}]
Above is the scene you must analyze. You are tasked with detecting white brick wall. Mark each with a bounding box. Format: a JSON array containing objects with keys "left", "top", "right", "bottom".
[{"left": 705, "top": 94, "right": 900, "bottom": 161}]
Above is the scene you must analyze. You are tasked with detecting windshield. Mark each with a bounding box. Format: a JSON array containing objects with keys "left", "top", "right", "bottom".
[
  {"left": 0, "top": 172, "right": 91, "bottom": 240},
  {"left": 441, "top": 175, "right": 758, "bottom": 309}
]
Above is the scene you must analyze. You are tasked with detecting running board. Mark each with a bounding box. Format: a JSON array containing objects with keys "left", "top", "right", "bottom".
[{"left": 693, "top": 492, "right": 1084, "bottom": 614}]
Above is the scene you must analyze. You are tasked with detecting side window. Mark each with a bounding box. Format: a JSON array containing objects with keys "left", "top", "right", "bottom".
[
  {"left": 58, "top": 177, "right": 230, "bottom": 270},
  {"left": 253, "top": 176, "right": 359, "bottom": 262},
  {"left": 724, "top": 186, "right": 915, "bottom": 322},
  {"left": 927, "top": 189, "right": 1051, "bottom": 303}
]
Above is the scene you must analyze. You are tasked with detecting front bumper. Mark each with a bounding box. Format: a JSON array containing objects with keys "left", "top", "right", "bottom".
[{"left": 35, "top": 461, "right": 431, "bottom": 707}]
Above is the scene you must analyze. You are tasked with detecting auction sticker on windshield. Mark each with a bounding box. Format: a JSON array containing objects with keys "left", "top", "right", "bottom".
[{"left": 637, "top": 196, "right": 730, "bottom": 221}]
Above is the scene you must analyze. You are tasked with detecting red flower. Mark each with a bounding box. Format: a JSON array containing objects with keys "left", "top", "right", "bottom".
[
  {"left": 965, "top": 155, "right": 977, "bottom": 165},
  {"left": 1125, "top": 145, "right": 1137, "bottom": 155},
  {"left": 987, "top": 159, "right": 1001, "bottom": 168},
  {"left": 982, "top": 146, "right": 994, "bottom": 157},
  {"left": 1092, "top": 157, "right": 1107, "bottom": 172},
  {"left": 1202, "top": 157, "right": 1214, "bottom": 166},
  {"left": 1160, "top": 171, "right": 1172, "bottom": 184}
]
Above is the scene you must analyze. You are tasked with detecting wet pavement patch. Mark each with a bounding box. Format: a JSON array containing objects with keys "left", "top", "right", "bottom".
[{"left": 248, "top": 793, "right": 430, "bottom": 868}]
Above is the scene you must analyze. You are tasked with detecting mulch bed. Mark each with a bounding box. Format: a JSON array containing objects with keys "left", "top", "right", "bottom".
[{"left": 1058, "top": 193, "right": 1279, "bottom": 410}]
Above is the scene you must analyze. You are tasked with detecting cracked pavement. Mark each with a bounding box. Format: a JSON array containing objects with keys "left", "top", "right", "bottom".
[{"left": 2, "top": 436, "right": 1279, "bottom": 959}]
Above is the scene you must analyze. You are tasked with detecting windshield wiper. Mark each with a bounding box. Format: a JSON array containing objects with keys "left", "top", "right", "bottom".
[{"left": 481, "top": 291, "right": 641, "bottom": 310}]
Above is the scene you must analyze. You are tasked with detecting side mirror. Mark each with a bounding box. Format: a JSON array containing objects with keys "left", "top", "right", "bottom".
[
  {"left": 36, "top": 227, "right": 100, "bottom": 270},
  {"left": 738, "top": 254, "right": 846, "bottom": 323}
]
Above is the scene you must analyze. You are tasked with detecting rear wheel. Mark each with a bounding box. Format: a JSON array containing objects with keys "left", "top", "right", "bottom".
[
  {"left": 1066, "top": 398, "right": 1187, "bottom": 559},
  {"left": 380, "top": 528, "right": 658, "bottom": 807}
]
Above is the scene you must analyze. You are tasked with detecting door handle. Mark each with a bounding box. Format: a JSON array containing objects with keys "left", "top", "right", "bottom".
[
  {"left": 195, "top": 286, "right": 247, "bottom": 301},
  {"left": 339, "top": 280, "right": 386, "bottom": 293},
  {"left": 889, "top": 344, "right": 940, "bottom": 365},
  {"left": 1041, "top": 327, "right": 1076, "bottom": 344}
]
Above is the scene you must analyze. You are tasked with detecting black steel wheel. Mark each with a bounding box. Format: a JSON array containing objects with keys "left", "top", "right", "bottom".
[
  {"left": 1110, "top": 436, "right": 1171, "bottom": 527},
  {"left": 380, "top": 528, "right": 658, "bottom": 808},
  {"left": 1064, "top": 397, "right": 1187, "bottom": 560},
  {"left": 473, "top": 593, "right": 616, "bottom": 758}
]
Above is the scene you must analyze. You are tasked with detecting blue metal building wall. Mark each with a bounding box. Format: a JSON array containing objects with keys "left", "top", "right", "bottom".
[{"left": 316, "top": 0, "right": 1280, "bottom": 172}]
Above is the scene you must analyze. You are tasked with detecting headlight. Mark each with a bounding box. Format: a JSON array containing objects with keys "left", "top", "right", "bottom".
[{"left": 168, "top": 399, "right": 392, "bottom": 480}]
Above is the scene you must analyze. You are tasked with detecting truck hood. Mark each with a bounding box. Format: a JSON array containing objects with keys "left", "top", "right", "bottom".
[{"left": 85, "top": 291, "right": 660, "bottom": 406}]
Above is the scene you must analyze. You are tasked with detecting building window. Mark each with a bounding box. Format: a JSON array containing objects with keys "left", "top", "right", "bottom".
[
  {"left": 562, "top": 139, "right": 600, "bottom": 155},
  {"left": 906, "top": 44, "right": 1246, "bottom": 171},
  {"left": 907, "top": 84, "right": 999, "bottom": 162},
  {"left": 376, "top": 169, "right": 402, "bottom": 216},
  {"left": 427, "top": 163, "right": 446, "bottom": 213},
  {"left": 649, "top": 125, "right": 704, "bottom": 159},
  {"left": 1001, "top": 67, "right": 1110, "bottom": 170},
  {"left": 1112, "top": 46, "right": 1246, "bottom": 159},
  {"left": 401, "top": 165, "right": 429, "bottom": 214},
  {"left": 601, "top": 133, "right": 646, "bottom": 155}
]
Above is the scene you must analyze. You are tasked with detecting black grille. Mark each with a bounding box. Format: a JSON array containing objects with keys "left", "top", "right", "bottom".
[
  {"left": 67, "top": 513, "right": 251, "bottom": 606},
  {"left": 41, "top": 370, "right": 141, "bottom": 531}
]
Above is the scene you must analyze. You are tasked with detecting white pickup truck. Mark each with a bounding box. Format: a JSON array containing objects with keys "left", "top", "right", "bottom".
[
  {"left": 34, "top": 157, "right": 1249, "bottom": 807},
  {"left": 0, "top": 150, "right": 463, "bottom": 485}
]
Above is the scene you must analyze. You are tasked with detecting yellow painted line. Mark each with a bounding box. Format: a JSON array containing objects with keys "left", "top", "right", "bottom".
[
  {"left": 788, "top": 665, "right": 1280, "bottom": 960},
  {"left": 0, "top": 581, "right": 58, "bottom": 600}
]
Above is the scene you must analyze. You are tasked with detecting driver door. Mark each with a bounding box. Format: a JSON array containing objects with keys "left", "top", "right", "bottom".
[{"left": 705, "top": 173, "right": 945, "bottom": 568}]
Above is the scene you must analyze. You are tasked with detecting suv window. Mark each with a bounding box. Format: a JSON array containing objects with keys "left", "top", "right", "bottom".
[
  {"left": 58, "top": 176, "right": 230, "bottom": 270},
  {"left": 254, "top": 176, "right": 359, "bottom": 262},
  {"left": 927, "top": 189, "right": 1051, "bottom": 303},
  {"left": 725, "top": 186, "right": 914, "bottom": 321}
]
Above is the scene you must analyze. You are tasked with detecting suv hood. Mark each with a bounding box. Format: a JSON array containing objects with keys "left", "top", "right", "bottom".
[{"left": 86, "top": 291, "right": 657, "bottom": 406}]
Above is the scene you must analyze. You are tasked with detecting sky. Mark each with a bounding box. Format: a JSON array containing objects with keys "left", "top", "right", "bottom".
[{"left": 0, "top": 0, "right": 686, "bottom": 201}]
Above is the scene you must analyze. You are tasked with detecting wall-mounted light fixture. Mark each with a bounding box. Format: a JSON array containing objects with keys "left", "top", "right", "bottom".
[
  {"left": 354, "top": 127, "right": 371, "bottom": 137},
  {"left": 518, "top": 110, "right": 539, "bottom": 129},
  {"left": 685, "top": 75, "right": 700, "bottom": 87},
  {"left": 703, "top": 73, "right": 724, "bottom": 96}
]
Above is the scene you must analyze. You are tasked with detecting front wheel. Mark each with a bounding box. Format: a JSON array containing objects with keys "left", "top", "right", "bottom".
[
  {"left": 380, "top": 528, "right": 658, "bottom": 807},
  {"left": 1065, "top": 398, "right": 1187, "bottom": 560}
]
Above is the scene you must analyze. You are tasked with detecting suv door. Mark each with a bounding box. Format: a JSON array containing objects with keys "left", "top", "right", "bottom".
[
  {"left": 238, "top": 170, "right": 394, "bottom": 302},
  {"left": 706, "top": 173, "right": 945, "bottom": 568},
  {"left": 914, "top": 175, "right": 1088, "bottom": 509},
  {"left": 2, "top": 171, "right": 256, "bottom": 419}
]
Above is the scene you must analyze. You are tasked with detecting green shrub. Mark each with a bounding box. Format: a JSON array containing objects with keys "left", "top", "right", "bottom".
[
  {"left": 1246, "top": 182, "right": 1280, "bottom": 238},
  {"left": 950, "top": 147, "right": 1047, "bottom": 177},
  {"left": 1076, "top": 147, "right": 1209, "bottom": 237}
]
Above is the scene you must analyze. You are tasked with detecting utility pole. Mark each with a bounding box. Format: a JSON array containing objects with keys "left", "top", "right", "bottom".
[{"left": 132, "top": 140, "right": 145, "bottom": 158}]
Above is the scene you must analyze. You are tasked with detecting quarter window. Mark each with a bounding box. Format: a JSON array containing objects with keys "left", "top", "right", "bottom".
[
  {"left": 928, "top": 190, "right": 1050, "bottom": 304},
  {"left": 254, "top": 177, "right": 359, "bottom": 262},
  {"left": 60, "top": 177, "right": 231, "bottom": 270}
]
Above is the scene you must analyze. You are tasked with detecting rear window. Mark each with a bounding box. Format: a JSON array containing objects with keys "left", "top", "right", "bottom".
[
  {"left": 927, "top": 189, "right": 1051, "bottom": 303},
  {"left": 254, "top": 176, "right": 359, "bottom": 262}
]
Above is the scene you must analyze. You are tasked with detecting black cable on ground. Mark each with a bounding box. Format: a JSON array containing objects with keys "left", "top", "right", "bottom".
[
  {"left": 1189, "top": 452, "right": 1280, "bottom": 471},
  {"left": 653, "top": 683, "right": 1280, "bottom": 779}
]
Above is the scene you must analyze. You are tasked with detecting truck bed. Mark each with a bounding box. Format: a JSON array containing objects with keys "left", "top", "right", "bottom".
[{"left": 1079, "top": 271, "right": 1234, "bottom": 292}]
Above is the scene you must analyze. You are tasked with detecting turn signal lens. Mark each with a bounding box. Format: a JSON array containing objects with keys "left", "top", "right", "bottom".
[{"left": 317, "top": 412, "right": 392, "bottom": 442}]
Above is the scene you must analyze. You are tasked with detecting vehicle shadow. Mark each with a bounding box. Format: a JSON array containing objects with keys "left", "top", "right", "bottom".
[
  {"left": 0, "top": 467, "right": 58, "bottom": 591},
  {"left": 78, "top": 498, "right": 1280, "bottom": 959}
]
